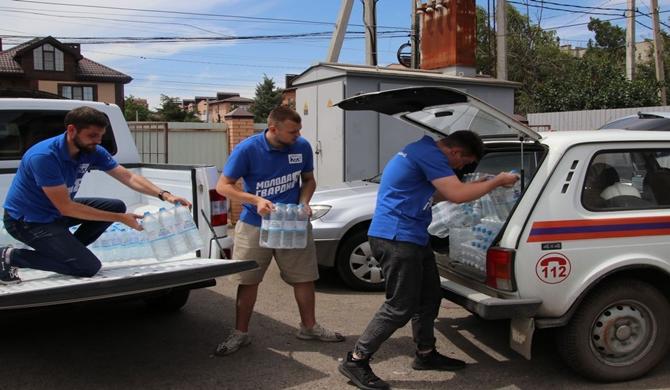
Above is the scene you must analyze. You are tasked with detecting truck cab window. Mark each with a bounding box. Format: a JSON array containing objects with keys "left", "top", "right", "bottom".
[{"left": 0, "top": 110, "right": 117, "bottom": 160}]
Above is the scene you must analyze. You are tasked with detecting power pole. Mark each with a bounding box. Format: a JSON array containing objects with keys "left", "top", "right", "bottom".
[
  {"left": 651, "top": 0, "right": 667, "bottom": 105},
  {"left": 411, "top": 0, "right": 419, "bottom": 69},
  {"left": 496, "top": 0, "right": 507, "bottom": 80},
  {"left": 625, "top": 0, "right": 636, "bottom": 80},
  {"left": 364, "top": 0, "right": 377, "bottom": 65},
  {"left": 326, "top": 0, "right": 354, "bottom": 63}
]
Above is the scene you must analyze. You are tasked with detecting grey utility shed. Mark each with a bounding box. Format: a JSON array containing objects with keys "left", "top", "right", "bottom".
[{"left": 293, "top": 62, "right": 520, "bottom": 186}]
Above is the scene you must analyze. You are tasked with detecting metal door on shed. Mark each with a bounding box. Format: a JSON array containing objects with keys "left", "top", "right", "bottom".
[{"left": 296, "top": 81, "right": 344, "bottom": 186}]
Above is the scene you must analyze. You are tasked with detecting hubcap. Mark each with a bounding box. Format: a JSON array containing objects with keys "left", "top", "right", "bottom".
[
  {"left": 349, "top": 241, "right": 383, "bottom": 284},
  {"left": 590, "top": 302, "right": 656, "bottom": 366}
]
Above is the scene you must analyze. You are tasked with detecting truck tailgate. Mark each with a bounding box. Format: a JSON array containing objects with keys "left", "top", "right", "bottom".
[{"left": 0, "top": 258, "right": 257, "bottom": 310}]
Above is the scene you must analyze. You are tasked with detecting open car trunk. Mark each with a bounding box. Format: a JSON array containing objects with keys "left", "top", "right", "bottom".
[
  {"left": 431, "top": 140, "right": 547, "bottom": 281},
  {"left": 335, "top": 86, "right": 545, "bottom": 282}
]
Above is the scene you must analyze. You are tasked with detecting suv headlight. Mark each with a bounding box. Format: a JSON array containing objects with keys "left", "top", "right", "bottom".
[{"left": 309, "top": 205, "right": 332, "bottom": 220}]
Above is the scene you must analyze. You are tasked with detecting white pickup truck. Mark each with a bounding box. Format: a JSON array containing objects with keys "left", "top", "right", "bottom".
[{"left": 0, "top": 98, "right": 256, "bottom": 311}]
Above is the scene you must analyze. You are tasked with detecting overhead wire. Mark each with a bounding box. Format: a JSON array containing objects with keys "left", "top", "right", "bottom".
[{"left": 9, "top": 0, "right": 410, "bottom": 30}]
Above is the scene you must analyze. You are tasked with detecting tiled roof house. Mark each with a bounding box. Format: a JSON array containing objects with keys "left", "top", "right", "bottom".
[{"left": 0, "top": 36, "right": 132, "bottom": 108}]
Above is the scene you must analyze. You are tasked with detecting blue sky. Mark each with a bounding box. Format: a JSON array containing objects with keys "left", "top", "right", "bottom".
[{"left": 1, "top": 0, "right": 668, "bottom": 109}]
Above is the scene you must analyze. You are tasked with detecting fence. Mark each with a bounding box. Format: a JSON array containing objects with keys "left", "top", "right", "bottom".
[
  {"left": 128, "top": 122, "right": 229, "bottom": 168},
  {"left": 527, "top": 105, "right": 670, "bottom": 131}
]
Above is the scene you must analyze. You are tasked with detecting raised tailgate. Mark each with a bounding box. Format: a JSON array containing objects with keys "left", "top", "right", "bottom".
[{"left": 0, "top": 258, "right": 257, "bottom": 310}]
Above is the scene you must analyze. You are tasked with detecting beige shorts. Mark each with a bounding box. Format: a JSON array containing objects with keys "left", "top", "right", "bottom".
[{"left": 230, "top": 221, "right": 319, "bottom": 285}]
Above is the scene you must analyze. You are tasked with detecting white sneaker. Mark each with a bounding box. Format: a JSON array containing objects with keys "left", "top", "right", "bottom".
[
  {"left": 296, "top": 322, "right": 345, "bottom": 342},
  {"left": 214, "top": 330, "right": 251, "bottom": 356}
]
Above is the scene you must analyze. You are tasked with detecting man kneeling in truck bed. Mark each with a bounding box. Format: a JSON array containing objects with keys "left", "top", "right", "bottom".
[{"left": 0, "top": 106, "right": 190, "bottom": 284}]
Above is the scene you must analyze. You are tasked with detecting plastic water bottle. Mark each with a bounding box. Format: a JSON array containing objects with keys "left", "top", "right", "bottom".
[
  {"left": 142, "top": 211, "right": 173, "bottom": 260},
  {"left": 428, "top": 202, "right": 451, "bottom": 238},
  {"left": 96, "top": 231, "right": 112, "bottom": 262},
  {"left": 124, "top": 228, "right": 141, "bottom": 260},
  {"left": 158, "top": 207, "right": 190, "bottom": 256},
  {"left": 107, "top": 229, "right": 122, "bottom": 261},
  {"left": 174, "top": 203, "right": 204, "bottom": 251},
  {"left": 266, "top": 203, "right": 284, "bottom": 248},
  {"left": 281, "top": 204, "right": 297, "bottom": 248},
  {"left": 116, "top": 228, "right": 132, "bottom": 261},
  {"left": 294, "top": 204, "right": 309, "bottom": 249},
  {"left": 259, "top": 211, "right": 271, "bottom": 248},
  {"left": 137, "top": 230, "right": 154, "bottom": 259}
]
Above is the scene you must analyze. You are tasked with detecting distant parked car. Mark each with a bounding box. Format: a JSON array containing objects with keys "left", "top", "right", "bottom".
[{"left": 599, "top": 112, "right": 670, "bottom": 130}]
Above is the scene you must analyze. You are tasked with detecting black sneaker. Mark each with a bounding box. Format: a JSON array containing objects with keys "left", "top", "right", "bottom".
[
  {"left": 338, "top": 352, "right": 390, "bottom": 390},
  {"left": 412, "top": 349, "right": 466, "bottom": 371},
  {"left": 0, "top": 247, "right": 20, "bottom": 285}
]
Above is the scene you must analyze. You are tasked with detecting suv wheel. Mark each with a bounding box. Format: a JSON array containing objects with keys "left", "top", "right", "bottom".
[
  {"left": 336, "top": 228, "right": 384, "bottom": 291},
  {"left": 557, "top": 279, "right": 670, "bottom": 381}
]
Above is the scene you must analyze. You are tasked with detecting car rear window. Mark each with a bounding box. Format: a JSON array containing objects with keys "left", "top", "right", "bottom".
[{"left": 0, "top": 109, "right": 117, "bottom": 160}]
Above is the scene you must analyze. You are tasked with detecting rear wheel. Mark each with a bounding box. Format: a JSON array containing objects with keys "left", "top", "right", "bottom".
[
  {"left": 557, "top": 279, "right": 670, "bottom": 382},
  {"left": 145, "top": 289, "right": 191, "bottom": 312},
  {"left": 335, "top": 228, "right": 384, "bottom": 291}
]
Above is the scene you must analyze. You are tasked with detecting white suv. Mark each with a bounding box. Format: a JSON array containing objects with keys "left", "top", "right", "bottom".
[{"left": 329, "top": 86, "right": 670, "bottom": 382}]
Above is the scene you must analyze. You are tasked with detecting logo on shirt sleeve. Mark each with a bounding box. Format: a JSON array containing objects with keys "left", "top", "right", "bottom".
[{"left": 288, "top": 154, "right": 303, "bottom": 164}]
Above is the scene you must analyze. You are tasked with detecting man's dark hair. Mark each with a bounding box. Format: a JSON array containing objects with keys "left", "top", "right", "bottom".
[
  {"left": 444, "top": 130, "right": 484, "bottom": 160},
  {"left": 64, "top": 106, "right": 109, "bottom": 130},
  {"left": 268, "top": 105, "right": 301, "bottom": 126}
]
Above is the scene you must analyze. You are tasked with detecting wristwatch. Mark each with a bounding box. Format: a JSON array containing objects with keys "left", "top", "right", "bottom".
[{"left": 158, "top": 190, "right": 171, "bottom": 201}]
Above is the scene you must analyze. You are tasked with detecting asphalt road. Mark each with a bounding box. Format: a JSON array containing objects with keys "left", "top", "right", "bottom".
[{"left": 2, "top": 262, "right": 669, "bottom": 390}]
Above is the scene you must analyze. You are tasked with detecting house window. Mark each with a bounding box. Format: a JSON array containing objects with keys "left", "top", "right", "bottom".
[
  {"left": 33, "top": 44, "right": 64, "bottom": 71},
  {"left": 59, "top": 85, "right": 97, "bottom": 101}
]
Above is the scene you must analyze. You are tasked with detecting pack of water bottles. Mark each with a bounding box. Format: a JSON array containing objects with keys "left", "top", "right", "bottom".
[
  {"left": 449, "top": 217, "right": 507, "bottom": 272},
  {"left": 259, "top": 203, "right": 309, "bottom": 249},
  {"left": 428, "top": 172, "right": 521, "bottom": 272},
  {"left": 90, "top": 202, "right": 204, "bottom": 262},
  {"left": 89, "top": 223, "right": 154, "bottom": 262}
]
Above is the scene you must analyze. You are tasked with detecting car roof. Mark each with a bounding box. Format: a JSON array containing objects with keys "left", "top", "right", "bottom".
[
  {"left": 600, "top": 111, "right": 670, "bottom": 130},
  {"left": 540, "top": 129, "right": 670, "bottom": 147}
]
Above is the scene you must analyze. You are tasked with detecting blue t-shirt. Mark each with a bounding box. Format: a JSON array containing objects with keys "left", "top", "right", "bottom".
[
  {"left": 4, "top": 133, "right": 118, "bottom": 223},
  {"left": 223, "top": 130, "right": 314, "bottom": 227},
  {"left": 368, "top": 135, "right": 455, "bottom": 246}
]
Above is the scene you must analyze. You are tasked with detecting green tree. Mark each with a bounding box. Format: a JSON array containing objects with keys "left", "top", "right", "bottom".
[
  {"left": 123, "top": 95, "right": 152, "bottom": 121},
  {"left": 155, "top": 94, "right": 200, "bottom": 122},
  {"left": 250, "top": 75, "right": 283, "bottom": 123},
  {"left": 476, "top": 8, "right": 664, "bottom": 113}
]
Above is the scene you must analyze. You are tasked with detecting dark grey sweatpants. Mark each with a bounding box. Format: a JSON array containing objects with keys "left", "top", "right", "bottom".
[{"left": 354, "top": 236, "right": 443, "bottom": 356}]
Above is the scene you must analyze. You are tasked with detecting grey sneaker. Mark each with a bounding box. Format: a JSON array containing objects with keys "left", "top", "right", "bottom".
[
  {"left": 214, "top": 330, "right": 251, "bottom": 356},
  {"left": 296, "top": 322, "right": 345, "bottom": 342},
  {"left": 0, "top": 247, "right": 20, "bottom": 285}
]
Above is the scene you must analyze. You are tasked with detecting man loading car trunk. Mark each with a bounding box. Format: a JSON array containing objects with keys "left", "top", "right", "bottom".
[{"left": 339, "top": 130, "right": 519, "bottom": 390}]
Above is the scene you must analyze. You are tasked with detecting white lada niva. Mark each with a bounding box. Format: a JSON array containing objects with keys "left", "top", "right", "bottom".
[{"left": 337, "top": 87, "right": 670, "bottom": 382}]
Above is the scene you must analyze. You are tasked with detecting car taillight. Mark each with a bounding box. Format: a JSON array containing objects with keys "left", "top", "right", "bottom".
[
  {"left": 486, "top": 247, "right": 515, "bottom": 291},
  {"left": 209, "top": 189, "right": 228, "bottom": 226}
]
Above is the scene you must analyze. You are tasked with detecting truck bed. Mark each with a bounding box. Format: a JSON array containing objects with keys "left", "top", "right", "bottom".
[{"left": 0, "top": 257, "right": 256, "bottom": 310}]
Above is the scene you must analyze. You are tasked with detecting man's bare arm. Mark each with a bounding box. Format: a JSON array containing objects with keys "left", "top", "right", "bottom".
[
  {"left": 41, "top": 185, "right": 143, "bottom": 230},
  {"left": 216, "top": 175, "right": 274, "bottom": 216}
]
